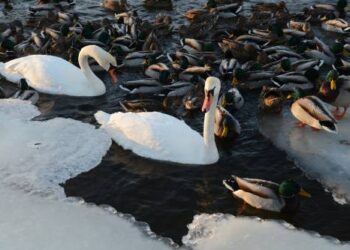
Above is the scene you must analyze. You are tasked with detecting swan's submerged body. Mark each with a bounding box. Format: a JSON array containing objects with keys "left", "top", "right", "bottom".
[{"left": 0, "top": 45, "right": 117, "bottom": 97}]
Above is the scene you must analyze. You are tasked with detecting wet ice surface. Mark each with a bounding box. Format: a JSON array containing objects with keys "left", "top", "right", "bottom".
[
  {"left": 0, "top": 187, "right": 173, "bottom": 250},
  {"left": 0, "top": 99, "right": 174, "bottom": 250},
  {"left": 0, "top": 99, "right": 111, "bottom": 197},
  {"left": 258, "top": 107, "right": 350, "bottom": 204},
  {"left": 183, "top": 213, "right": 350, "bottom": 250}
]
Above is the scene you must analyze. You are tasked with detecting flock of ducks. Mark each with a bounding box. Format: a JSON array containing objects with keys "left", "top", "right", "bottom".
[{"left": 0, "top": 0, "right": 349, "bottom": 212}]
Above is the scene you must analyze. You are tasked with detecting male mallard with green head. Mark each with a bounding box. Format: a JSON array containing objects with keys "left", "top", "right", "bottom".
[
  {"left": 318, "top": 69, "right": 350, "bottom": 120},
  {"left": 223, "top": 176, "right": 310, "bottom": 213}
]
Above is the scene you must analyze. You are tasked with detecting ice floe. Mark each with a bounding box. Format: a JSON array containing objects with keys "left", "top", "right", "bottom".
[
  {"left": 0, "top": 186, "right": 173, "bottom": 250},
  {"left": 258, "top": 108, "right": 350, "bottom": 204},
  {"left": 0, "top": 99, "right": 111, "bottom": 198},
  {"left": 182, "top": 213, "right": 350, "bottom": 250},
  {"left": 0, "top": 99, "right": 175, "bottom": 250}
]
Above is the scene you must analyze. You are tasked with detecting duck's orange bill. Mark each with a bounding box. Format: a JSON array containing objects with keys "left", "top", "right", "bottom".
[{"left": 202, "top": 96, "right": 212, "bottom": 113}]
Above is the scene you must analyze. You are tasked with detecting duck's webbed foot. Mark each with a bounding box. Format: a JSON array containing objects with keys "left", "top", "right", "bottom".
[{"left": 334, "top": 107, "right": 348, "bottom": 120}]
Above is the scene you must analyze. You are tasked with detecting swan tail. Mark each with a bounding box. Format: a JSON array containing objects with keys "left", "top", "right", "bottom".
[
  {"left": 0, "top": 61, "right": 23, "bottom": 83},
  {"left": 94, "top": 111, "right": 111, "bottom": 125}
]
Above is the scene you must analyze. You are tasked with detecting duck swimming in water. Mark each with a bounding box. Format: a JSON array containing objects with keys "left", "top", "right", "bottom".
[{"left": 223, "top": 175, "right": 311, "bottom": 213}]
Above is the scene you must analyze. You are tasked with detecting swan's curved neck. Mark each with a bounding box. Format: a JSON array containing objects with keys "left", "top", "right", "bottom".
[
  {"left": 78, "top": 49, "right": 106, "bottom": 94},
  {"left": 203, "top": 94, "right": 218, "bottom": 147}
]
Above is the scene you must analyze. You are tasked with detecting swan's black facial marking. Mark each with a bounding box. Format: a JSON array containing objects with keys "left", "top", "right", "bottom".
[{"left": 206, "top": 87, "right": 215, "bottom": 98}]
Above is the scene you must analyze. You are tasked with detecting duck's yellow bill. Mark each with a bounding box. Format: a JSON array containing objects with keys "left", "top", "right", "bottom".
[
  {"left": 221, "top": 96, "right": 227, "bottom": 107},
  {"left": 221, "top": 125, "right": 229, "bottom": 138},
  {"left": 232, "top": 77, "right": 239, "bottom": 86},
  {"left": 298, "top": 188, "right": 311, "bottom": 198},
  {"left": 330, "top": 79, "right": 337, "bottom": 90}
]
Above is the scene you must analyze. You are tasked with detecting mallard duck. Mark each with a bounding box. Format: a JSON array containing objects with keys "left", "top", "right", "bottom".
[
  {"left": 259, "top": 86, "right": 284, "bottom": 113},
  {"left": 272, "top": 72, "right": 314, "bottom": 92},
  {"left": 184, "top": 65, "right": 211, "bottom": 75},
  {"left": 142, "top": 31, "right": 161, "bottom": 51},
  {"left": 219, "top": 58, "right": 240, "bottom": 77},
  {"left": 119, "top": 99, "right": 165, "bottom": 112},
  {"left": 163, "top": 81, "right": 194, "bottom": 97},
  {"left": 167, "top": 53, "right": 190, "bottom": 70},
  {"left": 287, "top": 20, "right": 311, "bottom": 33},
  {"left": 178, "top": 14, "right": 218, "bottom": 39},
  {"left": 322, "top": 18, "right": 350, "bottom": 34},
  {"left": 223, "top": 176, "right": 310, "bottom": 212},
  {"left": 119, "top": 51, "right": 162, "bottom": 68},
  {"left": 3, "top": 78, "right": 40, "bottom": 104},
  {"left": 334, "top": 57, "right": 350, "bottom": 75},
  {"left": 219, "top": 39, "right": 259, "bottom": 62},
  {"left": 101, "top": 0, "right": 128, "bottom": 13},
  {"left": 215, "top": 106, "right": 241, "bottom": 139},
  {"left": 304, "top": 37, "right": 335, "bottom": 65},
  {"left": 171, "top": 51, "right": 204, "bottom": 66},
  {"left": 232, "top": 68, "right": 275, "bottom": 89},
  {"left": 180, "top": 38, "right": 214, "bottom": 53},
  {"left": 143, "top": 0, "right": 172, "bottom": 10},
  {"left": 290, "top": 95, "right": 337, "bottom": 133},
  {"left": 184, "top": 8, "right": 209, "bottom": 21},
  {"left": 318, "top": 69, "right": 350, "bottom": 120},
  {"left": 144, "top": 63, "right": 171, "bottom": 83},
  {"left": 120, "top": 78, "right": 163, "bottom": 95},
  {"left": 218, "top": 87, "right": 244, "bottom": 111},
  {"left": 309, "top": 0, "right": 347, "bottom": 19},
  {"left": 153, "top": 13, "right": 173, "bottom": 36},
  {"left": 251, "top": 1, "right": 288, "bottom": 14},
  {"left": 183, "top": 95, "right": 202, "bottom": 110}
]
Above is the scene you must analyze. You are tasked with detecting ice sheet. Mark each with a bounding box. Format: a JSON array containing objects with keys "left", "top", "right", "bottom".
[
  {"left": 0, "top": 99, "right": 173, "bottom": 250},
  {"left": 182, "top": 213, "right": 350, "bottom": 250},
  {"left": 258, "top": 108, "right": 350, "bottom": 204},
  {"left": 0, "top": 99, "right": 112, "bottom": 197},
  {"left": 0, "top": 186, "right": 172, "bottom": 250}
]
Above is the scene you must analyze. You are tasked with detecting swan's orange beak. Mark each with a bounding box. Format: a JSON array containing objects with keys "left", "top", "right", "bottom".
[
  {"left": 202, "top": 95, "right": 212, "bottom": 113},
  {"left": 108, "top": 65, "right": 118, "bottom": 84}
]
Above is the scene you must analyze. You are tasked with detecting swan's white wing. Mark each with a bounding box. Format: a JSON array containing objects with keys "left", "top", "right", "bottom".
[
  {"left": 99, "top": 111, "right": 210, "bottom": 165},
  {"left": 233, "top": 190, "right": 284, "bottom": 212},
  {"left": 3, "top": 55, "right": 92, "bottom": 96}
]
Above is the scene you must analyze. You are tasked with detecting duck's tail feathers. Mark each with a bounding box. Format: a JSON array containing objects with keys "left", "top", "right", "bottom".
[
  {"left": 0, "top": 62, "right": 5, "bottom": 79},
  {"left": 319, "top": 120, "right": 338, "bottom": 134},
  {"left": 223, "top": 175, "right": 239, "bottom": 192},
  {"left": 94, "top": 111, "right": 110, "bottom": 125}
]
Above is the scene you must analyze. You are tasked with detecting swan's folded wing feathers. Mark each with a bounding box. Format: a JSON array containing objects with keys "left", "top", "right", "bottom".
[{"left": 101, "top": 112, "right": 207, "bottom": 164}]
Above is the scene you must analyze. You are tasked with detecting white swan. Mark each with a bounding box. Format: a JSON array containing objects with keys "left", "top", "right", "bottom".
[
  {"left": 95, "top": 76, "right": 221, "bottom": 165},
  {"left": 0, "top": 45, "right": 117, "bottom": 97}
]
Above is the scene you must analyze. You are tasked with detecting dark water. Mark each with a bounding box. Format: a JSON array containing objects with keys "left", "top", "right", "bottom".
[{"left": 1, "top": 0, "right": 350, "bottom": 246}]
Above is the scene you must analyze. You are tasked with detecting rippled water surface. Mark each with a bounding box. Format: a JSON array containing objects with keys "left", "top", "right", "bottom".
[{"left": 1, "top": 0, "right": 350, "bottom": 245}]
